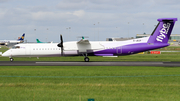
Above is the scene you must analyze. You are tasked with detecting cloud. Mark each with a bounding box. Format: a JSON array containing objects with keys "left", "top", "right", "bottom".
[
  {"left": 56, "top": 0, "right": 88, "bottom": 10},
  {"left": 56, "top": 0, "right": 180, "bottom": 14},
  {"left": 0, "top": 0, "right": 9, "bottom": 3},
  {"left": 31, "top": 10, "right": 85, "bottom": 24},
  {"left": 155, "top": 0, "right": 180, "bottom": 5},
  {"left": 71, "top": 10, "right": 85, "bottom": 17},
  {"left": 0, "top": 0, "right": 180, "bottom": 41},
  {"left": 56, "top": 0, "right": 154, "bottom": 11},
  {"left": 0, "top": 7, "right": 32, "bottom": 26}
]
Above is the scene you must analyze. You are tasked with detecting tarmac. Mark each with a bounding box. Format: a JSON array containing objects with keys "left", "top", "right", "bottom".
[{"left": 0, "top": 61, "right": 180, "bottom": 66}]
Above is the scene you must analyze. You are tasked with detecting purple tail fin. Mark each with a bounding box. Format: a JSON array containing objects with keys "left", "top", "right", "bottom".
[{"left": 147, "top": 18, "right": 178, "bottom": 44}]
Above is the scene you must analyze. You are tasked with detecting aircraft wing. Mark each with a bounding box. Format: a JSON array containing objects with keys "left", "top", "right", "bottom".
[{"left": 77, "top": 39, "right": 90, "bottom": 44}]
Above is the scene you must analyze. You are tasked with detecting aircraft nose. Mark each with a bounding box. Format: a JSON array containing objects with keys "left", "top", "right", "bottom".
[
  {"left": 2, "top": 52, "right": 7, "bottom": 57},
  {"left": 2, "top": 51, "right": 10, "bottom": 57}
]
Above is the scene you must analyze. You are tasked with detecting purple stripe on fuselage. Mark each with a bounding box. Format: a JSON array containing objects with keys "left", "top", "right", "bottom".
[{"left": 93, "top": 43, "right": 169, "bottom": 56}]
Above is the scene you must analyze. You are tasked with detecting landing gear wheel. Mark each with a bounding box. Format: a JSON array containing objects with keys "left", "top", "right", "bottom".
[
  {"left": 10, "top": 58, "right": 14, "bottom": 62},
  {"left": 84, "top": 57, "right": 89, "bottom": 62}
]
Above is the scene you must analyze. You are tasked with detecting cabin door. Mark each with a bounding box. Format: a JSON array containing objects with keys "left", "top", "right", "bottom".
[
  {"left": 25, "top": 46, "right": 31, "bottom": 55},
  {"left": 117, "top": 46, "right": 122, "bottom": 54}
]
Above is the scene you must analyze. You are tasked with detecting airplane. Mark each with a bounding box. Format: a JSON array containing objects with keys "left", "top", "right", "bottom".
[
  {"left": 36, "top": 39, "right": 53, "bottom": 43},
  {"left": 0, "top": 33, "right": 25, "bottom": 46},
  {"left": 36, "top": 39, "right": 44, "bottom": 43},
  {"left": 2, "top": 18, "right": 178, "bottom": 62}
]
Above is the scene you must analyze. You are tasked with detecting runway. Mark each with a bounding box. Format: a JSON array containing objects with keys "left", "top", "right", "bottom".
[{"left": 0, "top": 61, "right": 180, "bottom": 66}]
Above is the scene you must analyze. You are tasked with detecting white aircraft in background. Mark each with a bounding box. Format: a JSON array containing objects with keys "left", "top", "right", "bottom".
[
  {"left": 2, "top": 18, "right": 178, "bottom": 62},
  {"left": 36, "top": 39, "right": 53, "bottom": 43},
  {"left": 0, "top": 33, "right": 25, "bottom": 46},
  {"left": 36, "top": 39, "right": 46, "bottom": 43}
]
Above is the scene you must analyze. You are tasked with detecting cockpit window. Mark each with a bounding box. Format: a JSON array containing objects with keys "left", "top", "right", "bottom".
[{"left": 12, "top": 46, "right": 20, "bottom": 49}]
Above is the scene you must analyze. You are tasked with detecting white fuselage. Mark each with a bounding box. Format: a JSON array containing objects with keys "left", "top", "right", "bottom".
[{"left": 2, "top": 37, "right": 149, "bottom": 57}]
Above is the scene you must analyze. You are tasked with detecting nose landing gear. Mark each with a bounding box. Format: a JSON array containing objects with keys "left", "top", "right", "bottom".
[{"left": 10, "top": 58, "right": 14, "bottom": 62}]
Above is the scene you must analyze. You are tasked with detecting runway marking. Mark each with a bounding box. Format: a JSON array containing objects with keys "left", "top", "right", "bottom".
[
  {"left": 35, "top": 62, "right": 90, "bottom": 64},
  {"left": 35, "top": 62, "right": 164, "bottom": 65},
  {"left": 2, "top": 61, "right": 180, "bottom": 66},
  {"left": 35, "top": 62, "right": 163, "bottom": 64},
  {"left": 0, "top": 75, "right": 180, "bottom": 78}
]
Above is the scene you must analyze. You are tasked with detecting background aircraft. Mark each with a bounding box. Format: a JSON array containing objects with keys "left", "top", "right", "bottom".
[
  {"left": 36, "top": 39, "right": 53, "bottom": 43},
  {"left": 0, "top": 33, "right": 25, "bottom": 46},
  {"left": 2, "top": 18, "right": 177, "bottom": 62},
  {"left": 36, "top": 39, "right": 44, "bottom": 43}
]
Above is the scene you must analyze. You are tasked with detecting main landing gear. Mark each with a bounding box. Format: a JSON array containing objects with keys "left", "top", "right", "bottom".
[
  {"left": 10, "top": 58, "right": 14, "bottom": 62},
  {"left": 82, "top": 53, "right": 90, "bottom": 62},
  {"left": 84, "top": 57, "right": 90, "bottom": 62}
]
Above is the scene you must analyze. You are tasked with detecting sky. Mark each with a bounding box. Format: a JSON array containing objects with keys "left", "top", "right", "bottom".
[{"left": 0, "top": 0, "right": 180, "bottom": 42}]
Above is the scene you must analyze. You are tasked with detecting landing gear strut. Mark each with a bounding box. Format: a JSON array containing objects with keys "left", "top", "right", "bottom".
[
  {"left": 82, "top": 53, "right": 90, "bottom": 62},
  {"left": 10, "top": 58, "right": 14, "bottom": 62}
]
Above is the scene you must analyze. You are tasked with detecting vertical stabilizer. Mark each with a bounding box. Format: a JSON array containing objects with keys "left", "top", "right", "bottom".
[
  {"left": 147, "top": 18, "right": 177, "bottom": 44},
  {"left": 18, "top": 33, "right": 25, "bottom": 41},
  {"left": 36, "top": 39, "right": 42, "bottom": 43}
]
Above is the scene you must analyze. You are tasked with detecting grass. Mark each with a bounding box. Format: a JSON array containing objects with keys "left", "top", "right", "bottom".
[
  {"left": 0, "top": 66, "right": 180, "bottom": 101},
  {"left": 0, "top": 46, "right": 9, "bottom": 53},
  {"left": 1, "top": 46, "right": 180, "bottom": 100},
  {"left": 155, "top": 46, "right": 180, "bottom": 51}
]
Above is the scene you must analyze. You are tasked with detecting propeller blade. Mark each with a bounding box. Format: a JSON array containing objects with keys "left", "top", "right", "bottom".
[
  {"left": 57, "top": 34, "right": 64, "bottom": 56},
  {"left": 61, "top": 47, "right": 63, "bottom": 56},
  {"left": 57, "top": 34, "right": 63, "bottom": 47},
  {"left": 60, "top": 34, "right": 63, "bottom": 43}
]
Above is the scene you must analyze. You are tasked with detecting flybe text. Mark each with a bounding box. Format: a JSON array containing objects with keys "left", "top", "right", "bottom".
[{"left": 156, "top": 23, "right": 171, "bottom": 42}]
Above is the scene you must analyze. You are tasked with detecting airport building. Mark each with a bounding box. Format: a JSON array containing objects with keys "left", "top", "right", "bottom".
[
  {"left": 136, "top": 34, "right": 180, "bottom": 41},
  {"left": 106, "top": 34, "right": 180, "bottom": 46}
]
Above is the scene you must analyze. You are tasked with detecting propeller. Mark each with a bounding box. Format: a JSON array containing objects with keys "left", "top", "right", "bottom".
[{"left": 57, "top": 34, "right": 63, "bottom": 56}]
